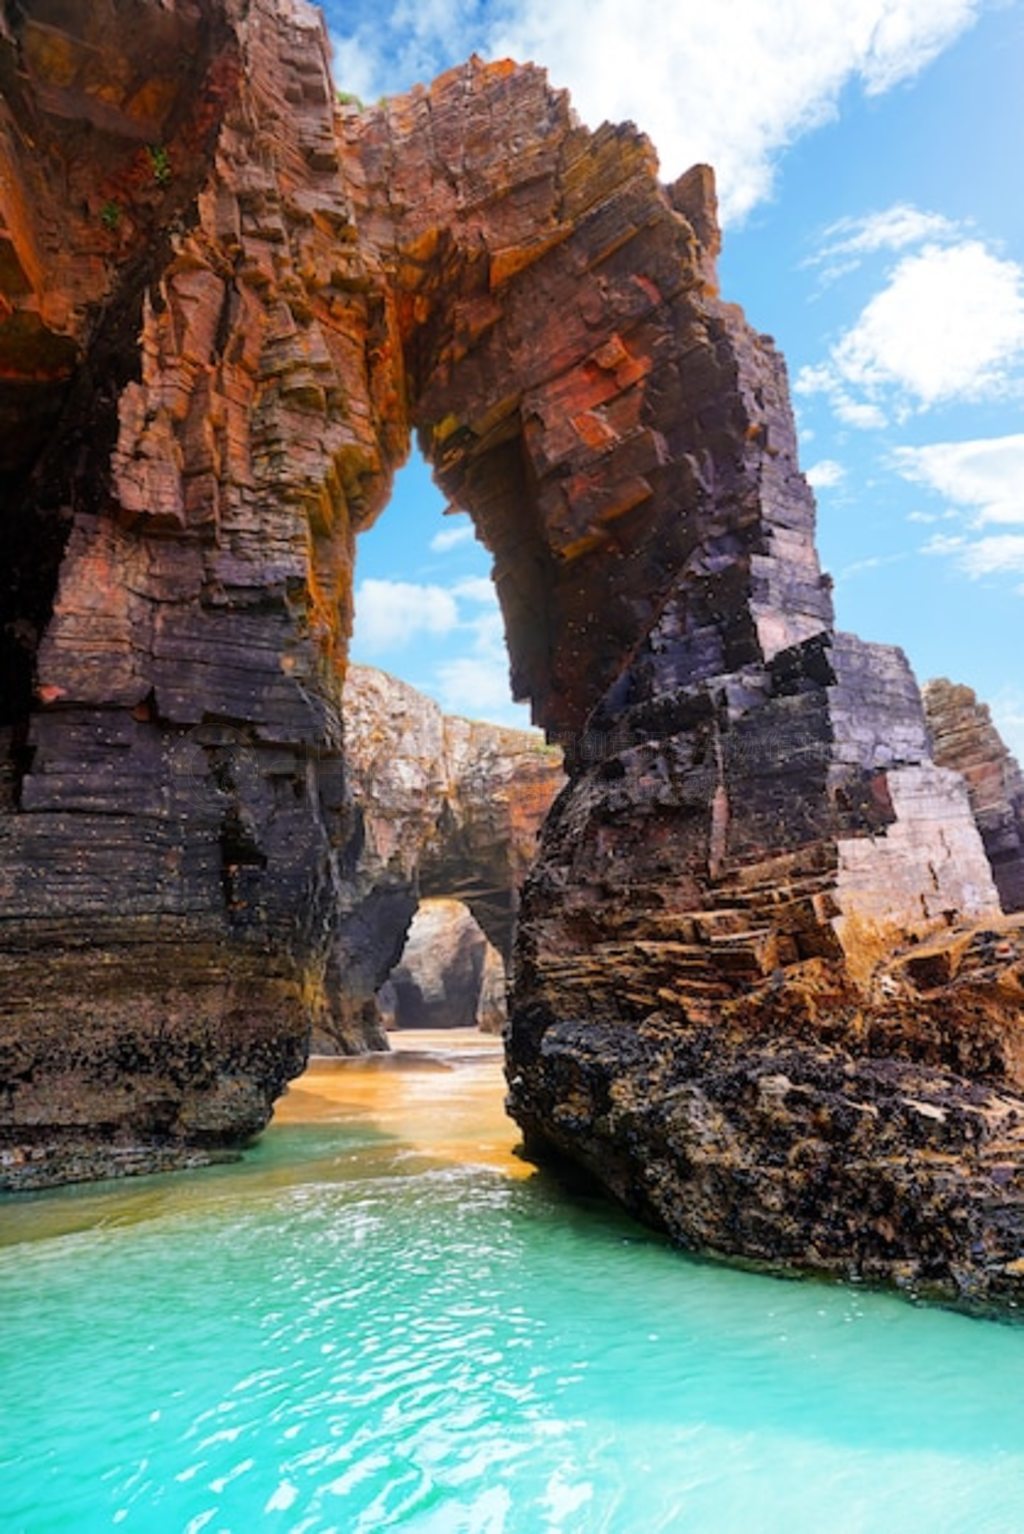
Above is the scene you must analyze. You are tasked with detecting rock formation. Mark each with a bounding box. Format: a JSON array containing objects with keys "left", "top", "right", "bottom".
[
  {"left": 326, "top": 664, "right": 562, "bottom": 1050},
  {"left": 377, "top": 897, "right": 506, "bottom": 1032},
  {"left": 924, "top": 679, "right": 1024, "bottom": 914},
  {"left": 2, "top": 0, "right": 1023, "bottom": 1311}
]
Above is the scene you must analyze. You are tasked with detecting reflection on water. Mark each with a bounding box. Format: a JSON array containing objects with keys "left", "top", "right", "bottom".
[{"left": 3, "top": 1030, "right": 1024, "bottom": 1534}]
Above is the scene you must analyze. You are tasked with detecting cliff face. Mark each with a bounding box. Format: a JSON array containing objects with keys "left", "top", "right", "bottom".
[
  {"left": 1, "top": 0, "right": 1022, "bottom": 1309},
  {"left": 0, "top": 0, "right": 388, "bottom": 1186},
  {"left": 924, "top": 679, "right": 1024, "bottom": 914},
  {"left": 330, "top": 664, "right": 561, "bottom": 1050}
]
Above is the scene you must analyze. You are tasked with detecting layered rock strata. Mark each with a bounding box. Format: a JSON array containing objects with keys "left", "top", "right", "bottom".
[
  {"left": 1, "top": 0, "right": 384, "bottom": 1186},
  {"left": 924, "top": 679, "right": 1024, "bottom": 914},
  {"left": 0, "top": 0, "right": 1022, "bottom": 1308},
  {"left": 327, "top": 664, "right": 562, "bottom": 1049}
]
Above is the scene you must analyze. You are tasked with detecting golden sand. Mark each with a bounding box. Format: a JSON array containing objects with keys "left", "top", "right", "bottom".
[
  {"left": 275, "top": 1028, "right": 530, "bottom": 1178},
  {"left": 0, "top": 1030, "right": 527, "bottom": 1250}
]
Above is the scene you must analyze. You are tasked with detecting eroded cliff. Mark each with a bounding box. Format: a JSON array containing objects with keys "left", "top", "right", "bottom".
[
  {"left": 1, "top": 0, "right": 1023, "bottom": 1309},
  {"left": 924, "top": 679, "right": 1024, "bottom": 914},
  {"left": 1, "top": 0, "right": 388, "bottom": 1185}
]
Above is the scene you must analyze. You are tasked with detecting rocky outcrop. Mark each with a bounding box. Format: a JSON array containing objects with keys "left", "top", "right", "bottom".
[
  {"left": 924, "top": 679, "right": 1024, "bottom": 914},
  {"left": 0, "top": 0, "right": 384, "bottom": 1186},
  {"left": 1, "top": 0, "right": 1022, "bottom": 1308},
  {"left": 478, "top": 943, "right": 508, "bottom": 1034},
  {"left": 513, "top": 918, "right": 1024, "bottom": 1310},
  {"left": 378, "top": 897, "right": 506, "bottom": 1032},
  {"left": 327, "top": 664, "right": 561, "bottom": 1050}
]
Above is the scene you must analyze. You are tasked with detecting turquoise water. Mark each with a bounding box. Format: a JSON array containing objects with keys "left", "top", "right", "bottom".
[{"left": 3, "top": 1072, "right": 1024, "bottom": 1533}]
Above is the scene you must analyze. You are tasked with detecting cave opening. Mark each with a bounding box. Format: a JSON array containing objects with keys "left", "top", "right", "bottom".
[{"left": 377, "top": 897, "right": 506, "bottom": 1035}]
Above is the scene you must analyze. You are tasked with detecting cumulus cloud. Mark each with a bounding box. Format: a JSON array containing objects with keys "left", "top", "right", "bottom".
[
  {"left": 451, "top": 576, "right": 496, "bottom": 604},
  {"left": 925, "top": 532, "right": 1024, "bottom": 579},
  {"left": 326, "top": 0, "right": 987, "bottom": 223},
  {"left": 896, "top": 434, "right": 1024, "bottom": 590},
  {"left": 804, "top": 203, "right": 963, "bottom": 284},
  {"left": 352, "top": 578, "right": 459, "bottom": 651},
  {"left": 892, "top": 435, "right": 1024, "bottom": 526},
  {"left": 805, "top": 458, "right": 845, "bottom": 489},
  {"left": 436, "top": 591, "right": 533, "bottom": 726},
  {"left": 429, "top": 522, "right": 475, "bottom": 554},
  {"left": 436, "top": 655, "right": 523, "bottom": 720},
  {"left": 797, "top": 242, "right": 1024, "bottom": 424},
  {"left": 351, "top": 569, "right": 532, "bottom": 725}
]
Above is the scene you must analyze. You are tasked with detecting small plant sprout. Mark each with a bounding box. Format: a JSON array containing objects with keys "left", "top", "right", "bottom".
[{"left": 148, "top": 145, "right": 172, "bottom": 186}]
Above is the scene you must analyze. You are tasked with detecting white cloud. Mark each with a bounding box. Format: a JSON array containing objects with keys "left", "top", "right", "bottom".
[
  {"left": 897, "top": 434, "right": 1024, "bottom": 590},
  {"left": 805, "top": 458, "right": 845, "bottom": 489},
  {"left": 351, "top": 568, "right": 532, "bottom": 726},
  {"left": 451, "top": 576, "right": 495, "bottom": 604},
  {"left": 798, "top": 241, "right": 1024, "bottom": 424},
  {"left": 892, "top": 435, "right": 1024, "bottom": 526},
  {"left": 429, "top": 522, "right": 475, "bottom": 554},
  {"left": 923, "top": 528, "right": 1024, "bottom": 585},
  {"left": 836, "top": 551, "right": 908, "bottom": 582},
  {"left": 436, "top": 655, "right": 523, "bottom": 721},
  {"left": 331, "top": 36, "right": 380, "bottom": 105},
  {"left": 833, "top": 396, "right": 888, "bottom": 430},
  {"left": 353, "top": 578, "right": 459, "bottom": 651},
  {"left": 436, "top": 598, "right": 532, "bottom": 726},
  {"left": 805, "top": 203, "right": 963, "bottom": 284},
  {"left": 328, "top": 0, "right": 987, "bottom": 224}
]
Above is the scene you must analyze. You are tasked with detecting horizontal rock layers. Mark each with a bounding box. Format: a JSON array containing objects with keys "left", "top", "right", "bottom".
[
  {"left": 924, "top": 679, "right": 1024, "bottom": 914},
  {"left": 1, "top": 0, "right": 385, "bottom": 1186},
  {"left": 1, "top": 0, "right": 1022, "bottom": 1307},
  {"left": 343, "top": 56, "right": 1024, "bottom": 1303}
]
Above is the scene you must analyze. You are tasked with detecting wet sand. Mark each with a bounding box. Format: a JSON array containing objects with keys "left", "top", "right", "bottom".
[
  {"left": 0, "top": 1029, "right": 527, "bottom": 1250},
  {"left": 274, "top": 1028, "right": 530, "bottom": 1177}
]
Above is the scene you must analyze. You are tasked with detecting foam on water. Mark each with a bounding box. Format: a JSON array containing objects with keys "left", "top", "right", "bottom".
[{"left": 2, "top": 1037, "right": 1024, "bottom": 1533}]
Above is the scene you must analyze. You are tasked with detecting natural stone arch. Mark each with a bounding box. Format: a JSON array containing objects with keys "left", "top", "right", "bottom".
[
  {"left": 3, "top": 0, "right": 1024, "bottom": 1310},
  {"left": 323, "top": 664, "right": 562, "bottom": 1052},
  {"left": 377, "top": 897, "right": 507, "bottom": 1034},
  {"left": 344, "top": 68, "right": 830, "bottom": 739}
]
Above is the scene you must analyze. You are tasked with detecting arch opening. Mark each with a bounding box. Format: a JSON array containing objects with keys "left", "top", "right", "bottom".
[{"left": 377, "top": 898, "right": 506, "bottom": 1035}]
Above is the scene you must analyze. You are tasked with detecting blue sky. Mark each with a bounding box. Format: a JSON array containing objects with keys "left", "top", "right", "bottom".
[{"left": 330, "top": 0, "right": 1024, "bottom": 754}]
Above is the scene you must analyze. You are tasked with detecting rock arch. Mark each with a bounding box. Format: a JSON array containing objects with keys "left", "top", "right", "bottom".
[
  {"left": 324, "top": 664, "right": 562, "bottom": 1051},
  {"left": 377, "top": 898, "right": 507, "bottom": 1035},
  {"left": 3, "top": 0, "right": 1024, "bottom": 1307}
]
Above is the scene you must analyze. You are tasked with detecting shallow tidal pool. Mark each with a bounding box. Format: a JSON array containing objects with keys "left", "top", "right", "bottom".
[{"left": 2, "top": 1031, "right": 1024, "bottom": 1534}]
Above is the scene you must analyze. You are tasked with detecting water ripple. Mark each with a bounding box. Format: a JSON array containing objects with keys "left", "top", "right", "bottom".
[{"left": 2, "top": 1117, "right": 1024, "bottom": 1531}]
